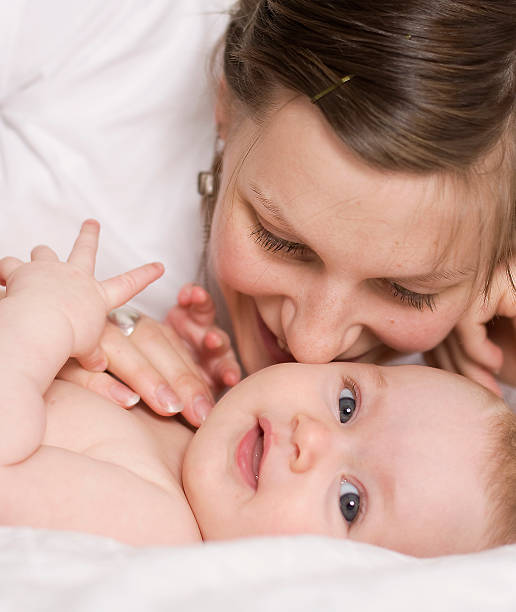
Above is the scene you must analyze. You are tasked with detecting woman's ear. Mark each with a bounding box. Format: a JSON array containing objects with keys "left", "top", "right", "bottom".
[{"left": 215, "top": 78, "right": 231, "bottom": 140}]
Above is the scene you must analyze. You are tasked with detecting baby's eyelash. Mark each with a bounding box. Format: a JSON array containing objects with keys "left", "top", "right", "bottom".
[
  {"left": 250, "top": 223, "right": 309, "bottom": 258},
  {"left": 389, "top": 282, "right": 436, "bottom": 312}
]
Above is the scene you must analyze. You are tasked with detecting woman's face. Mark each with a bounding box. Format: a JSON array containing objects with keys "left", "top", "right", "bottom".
[
  {"left": 208, "top": 92, "right": 479, "bottom": 375},
  {"left": 183, "top": 362, "right": 497, "bottom": 556}
]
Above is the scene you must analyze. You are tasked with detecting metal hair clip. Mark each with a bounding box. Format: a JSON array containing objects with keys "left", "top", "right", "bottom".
[{"left": 311, "top": 74, "right": 353, "bottom": 104}]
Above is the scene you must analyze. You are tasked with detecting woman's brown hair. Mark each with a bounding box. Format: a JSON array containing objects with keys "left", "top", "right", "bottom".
[{"left": 206, "top": 0, "right": 516, "bottom": 290}]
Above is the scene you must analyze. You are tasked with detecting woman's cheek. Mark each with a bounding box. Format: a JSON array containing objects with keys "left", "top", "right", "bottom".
[
  {"left": 376, "top": 304, "right": 464, "bottom": 353},
  {"left": 209, "top": 209, "right": 257, "bottom": 295}
]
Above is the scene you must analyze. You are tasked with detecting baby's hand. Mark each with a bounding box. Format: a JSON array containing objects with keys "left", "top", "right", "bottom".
[
  {"left": 166, "top": 284, "right": 241, "bottom": 396},
  {"left": 0, "top": 220, "right": 164, "bottom": 369}
]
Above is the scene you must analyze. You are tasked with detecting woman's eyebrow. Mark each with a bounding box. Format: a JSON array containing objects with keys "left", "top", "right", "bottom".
[
  {"left": 391, "top": 268, "right": 475, "bottom": 285},
  {"left": 249, "top": 183, "right": 297, "bottom": 233}
]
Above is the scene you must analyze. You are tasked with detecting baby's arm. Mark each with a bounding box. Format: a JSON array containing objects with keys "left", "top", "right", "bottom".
[{"left": 0, "top": 220, "right": 163, "bottom": 465}]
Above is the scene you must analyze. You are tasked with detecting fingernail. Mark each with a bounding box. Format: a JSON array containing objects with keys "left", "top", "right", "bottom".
[
  {"left": 223, "top": 370, "right": 239, "bottom": 386},
  {"left": 156, "top": 384, "right": 184, "bottom": 414},
  {"left": 193, "top": 395, "right": 213, "bottom": 423},
  {"left": 207, "top": 332, "right": 223, "bottom": 349},
  {"left": 110, "top": 383, "right": 140, "bottom": 408},
  {"left": 193, "top": 286, "right": 207, "bottom": 302}
]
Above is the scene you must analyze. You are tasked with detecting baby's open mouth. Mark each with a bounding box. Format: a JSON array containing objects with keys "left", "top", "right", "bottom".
[{"left": 237, "top": 421, "right": 265, "bottom": 490}]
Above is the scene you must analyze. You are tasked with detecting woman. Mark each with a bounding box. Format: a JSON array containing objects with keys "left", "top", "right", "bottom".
[{"left": 63, "top": 0, "right": 516, "bottom": 426}]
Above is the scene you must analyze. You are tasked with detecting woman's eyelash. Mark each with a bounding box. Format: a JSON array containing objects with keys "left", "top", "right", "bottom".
[
  {"left": 250, "top": 223, "right": 309, "bottom": 257},
  {"left": 389, "top": 282, "right": 436, "bottom": 312},
  {"left": 250, "top": 223, "right": 437, "bottom": 312}
]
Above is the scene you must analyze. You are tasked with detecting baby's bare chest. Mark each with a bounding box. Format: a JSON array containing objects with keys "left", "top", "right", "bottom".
[{"left": 43, "top": 380, "right": 192, "bottom": 492}]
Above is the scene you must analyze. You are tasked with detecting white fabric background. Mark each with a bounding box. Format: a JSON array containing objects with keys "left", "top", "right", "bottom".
[
  {"left": 0, "top": 0, "right": 230, "bottom": 319},
  {"left": 0, "top": 2, "right": 515, "bottom": 609}
]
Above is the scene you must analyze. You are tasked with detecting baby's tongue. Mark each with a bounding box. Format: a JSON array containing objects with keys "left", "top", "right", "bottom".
[{"left": 252, "top": 432, "right": 264, "bottom": 480}]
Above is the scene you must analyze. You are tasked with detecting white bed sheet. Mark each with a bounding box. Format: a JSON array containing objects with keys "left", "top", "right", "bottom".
[{"left": 0, "top": 527, "right": 515, "bottom": 611}]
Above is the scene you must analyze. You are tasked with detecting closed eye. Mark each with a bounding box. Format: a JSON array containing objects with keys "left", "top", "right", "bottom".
[
  {"left": 388, "top": 281, "right": 437, "bottom": 311},
  {"left": 250, "top": 222, "right": 311, "bottom": 259}
]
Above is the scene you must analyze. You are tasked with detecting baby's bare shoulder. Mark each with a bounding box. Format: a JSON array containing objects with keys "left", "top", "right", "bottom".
[{"left": 0, "top": 379, "right": 200, "bottom": 546}]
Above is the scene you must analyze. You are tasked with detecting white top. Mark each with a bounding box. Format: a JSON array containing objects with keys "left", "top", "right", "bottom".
[{"left": 0, "top": 0, "right": 230, "bottom": 319}]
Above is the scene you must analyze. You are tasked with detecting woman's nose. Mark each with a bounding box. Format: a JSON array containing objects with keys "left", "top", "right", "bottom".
[
  {"left": 289, "top": 414, "right": 331, "bottom": 473},
  {"left": 281, "top": 292, "right": 364, "bottom": 363}
]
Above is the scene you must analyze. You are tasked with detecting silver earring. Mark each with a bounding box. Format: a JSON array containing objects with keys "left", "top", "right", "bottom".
[
  {"left": 197, "top": 171, "right": 215, "bottom": 196},
  {"left": 197, "top": 135, "right": 224, "bottom": 196}
]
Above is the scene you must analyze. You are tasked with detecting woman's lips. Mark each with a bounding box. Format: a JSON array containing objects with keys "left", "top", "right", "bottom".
[
  {"left": 255, "top": 308, "right": 295, "bottom": 365},
  {"left": 236, "top": 418, "right": 271, "bottom": 490}
]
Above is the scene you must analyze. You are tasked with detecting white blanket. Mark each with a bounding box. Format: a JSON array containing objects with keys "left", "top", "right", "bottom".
[{"left": 1, "top": 528, "right": 515, "bottom": 611}]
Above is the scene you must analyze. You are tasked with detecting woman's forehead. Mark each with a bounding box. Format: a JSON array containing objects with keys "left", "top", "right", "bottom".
[{"left": 225, "top": 94, "right": 484, "bottom": 279}]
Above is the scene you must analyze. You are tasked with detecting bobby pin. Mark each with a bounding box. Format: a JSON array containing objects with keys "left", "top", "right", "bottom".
[{"left": 311, "top": 75, "right": 353, "bottom": 104}]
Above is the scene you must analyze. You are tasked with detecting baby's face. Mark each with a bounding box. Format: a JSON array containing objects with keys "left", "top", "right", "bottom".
[{"left": 183, "top": 362, "right": 500, "bottom": 557}]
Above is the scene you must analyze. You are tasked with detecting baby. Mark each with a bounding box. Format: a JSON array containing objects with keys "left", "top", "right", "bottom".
[{"left": 0, "top": 221, "right": 514, "bottom": 557}]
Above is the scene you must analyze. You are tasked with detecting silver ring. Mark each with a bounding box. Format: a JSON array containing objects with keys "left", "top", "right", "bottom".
[{"left": 107, "top": 305, "right": 141, "bottom": 337}]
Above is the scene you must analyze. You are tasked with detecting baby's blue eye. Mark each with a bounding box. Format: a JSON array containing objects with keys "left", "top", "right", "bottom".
[
  {"left": 339, "top": 388, "right": 356, "bottom": 423},
  {"left": 339, "top": 480, "right": 360, "bottom": 523}
]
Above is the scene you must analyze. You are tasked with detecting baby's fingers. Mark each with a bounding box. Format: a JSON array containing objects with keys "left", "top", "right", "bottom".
[
  {"left": 77, "top": 346, "right": 109, "bottom": 373},
  {"left": 102, "top": 262, "right": 164, "bottom": 310},
  {"left": 31, "top": 245, "right": 59, "bottom": 262},
  {"left": 0, "top": 256, "right": 23, "bottom": 285},
  {"left": 67, "top": 219, "right": 100, "bottom": 273}
]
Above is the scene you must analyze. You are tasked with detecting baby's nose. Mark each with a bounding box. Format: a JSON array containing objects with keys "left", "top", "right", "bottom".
[{"left": 289, "top": 414, "right": 331, "bottom": 473}]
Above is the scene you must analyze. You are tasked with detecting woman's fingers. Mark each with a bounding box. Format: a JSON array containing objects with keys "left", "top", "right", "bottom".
[
  {"left": 424, "top": 342, "right": 455, "bottom": 373},
  {"left": 177, "top": 284, "right": 216, "bottom": 327},
  {"left": 453, "top": 317, "right": 504, "bottom": 374},
  {"left": 167, "top": 288, "right": 242, "bottom": 391},
  {"left": 444, "top": 332, "right": 503, "bottom": 397},
  {"left": 425, "top": 334, "right": 502, "bottom": 397},
  {"left": 58, "top": 360, "right": 141, "bottom": 408},
  {"left": 101, "top": 320, "right": 214, "bottom": 426},
  {"left": 201, "top": 327, "right": 241, "bottom": 388}
]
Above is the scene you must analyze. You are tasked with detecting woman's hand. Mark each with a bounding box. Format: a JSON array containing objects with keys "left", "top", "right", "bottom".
[
  {"left": 58, "top": 284, "right": 241, "bottom": 427},
  {"left": 424, "top": 264, "right": 516, "bottom": 395},
  {"left": 166, "top": 283, "right": 241, "bottom": 392}
]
